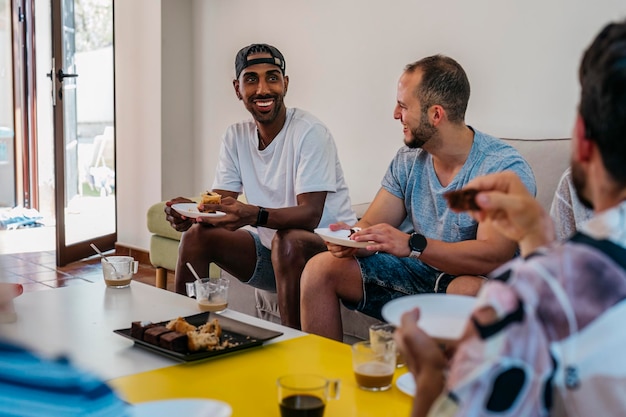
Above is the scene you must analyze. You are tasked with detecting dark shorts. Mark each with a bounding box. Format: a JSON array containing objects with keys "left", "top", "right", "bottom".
[{"left": 345, "top": 252, "right": 445, "bottom": 320}]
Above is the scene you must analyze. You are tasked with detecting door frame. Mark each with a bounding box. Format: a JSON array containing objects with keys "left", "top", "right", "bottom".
[
  {"left": 11, "top": 0, "right": 38, "bottom": 210},
  {"left": 50, "top": 0, "right": 116, "bottom": 266}
]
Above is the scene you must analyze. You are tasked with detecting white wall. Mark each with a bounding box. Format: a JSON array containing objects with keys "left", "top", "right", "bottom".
[
  {"left": 161, "top": 0, "right": 194, "bottom": 199},
  {"left": 114, "top": 0, "right": 161, "bottom": 250},
  {"left": 115, "top": 0, "right": 626, "bottom": 251}
]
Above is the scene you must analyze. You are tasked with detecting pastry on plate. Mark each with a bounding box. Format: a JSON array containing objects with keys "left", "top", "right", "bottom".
[{"left": 198, "top": 191, "right": 221, "bottom": 213}]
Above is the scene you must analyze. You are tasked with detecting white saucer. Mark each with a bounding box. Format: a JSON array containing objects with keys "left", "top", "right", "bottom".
[
  {"left": 131, "top": 399, "right": 232, "bottom": 417},
  {"left": 382, "top": 294, "right": 476, "bottom": 341},
  {"left": 396, "top": 372, "right": 416, "bottom": 397},
  {"left": 171, "top": 203, "right": 226, "bottom": 219},
  {"left": 314, "top": 227, "right": 371, "bottom": 248}
]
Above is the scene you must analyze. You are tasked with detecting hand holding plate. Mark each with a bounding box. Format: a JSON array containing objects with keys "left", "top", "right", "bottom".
[
  {"left": 165, "top": 197, "right": 196, "bottom": 232},
  {"left": 196, "top": 197, "right": 251, "bottom": 231}
]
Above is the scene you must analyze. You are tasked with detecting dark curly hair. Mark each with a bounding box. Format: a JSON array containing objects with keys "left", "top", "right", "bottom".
[{"left": 579, "top": 20, "right": 626, "bottom": 185}]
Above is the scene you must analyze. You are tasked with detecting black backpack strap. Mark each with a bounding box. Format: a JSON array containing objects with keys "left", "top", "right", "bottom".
[{"left": 570, "top": 232, "right": 626, "bottom": 272}]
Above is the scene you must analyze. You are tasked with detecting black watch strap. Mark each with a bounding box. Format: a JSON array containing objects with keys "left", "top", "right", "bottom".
[{"left": 256, "top": 206, "right": 269, "bottom": 226}]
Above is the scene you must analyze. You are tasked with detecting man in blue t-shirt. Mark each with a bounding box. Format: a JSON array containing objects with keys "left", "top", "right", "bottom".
[
  {"left": 393, "top": 21, "right": 626, "bottom": 416},
  {"left": 0, "top": 283, "right": 129, "bottom": 416},
  {"left": 300, "top": 55, "right": 536, "bottom": 341}
]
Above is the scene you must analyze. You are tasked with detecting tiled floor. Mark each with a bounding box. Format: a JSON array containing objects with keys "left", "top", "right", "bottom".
[{"left": 0, "top": 250, "right": 159, "bottom": 292}]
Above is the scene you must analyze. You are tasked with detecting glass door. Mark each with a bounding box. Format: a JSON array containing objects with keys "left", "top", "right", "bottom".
[
  {"left": 0, "top": 0, "right": 16, "bottom": 209},
  {"left": 51, "top": 0, "right": 115, "bottom": 265}
]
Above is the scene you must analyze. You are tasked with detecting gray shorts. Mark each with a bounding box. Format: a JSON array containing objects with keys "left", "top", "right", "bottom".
[
  {"left": 346, "top": 252, "right": 443, "bottom": 320},
  {"left": 242, "top": 230, "right": 277, "bottom": 292}
]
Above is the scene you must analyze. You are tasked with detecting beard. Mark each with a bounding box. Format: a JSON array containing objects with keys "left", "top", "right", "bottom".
[
  {"left": 405, "top": 110, "right": 437, "bottom": 149},
  {"left": 571, "top": 161, "right": 594, "bottom": 210}
]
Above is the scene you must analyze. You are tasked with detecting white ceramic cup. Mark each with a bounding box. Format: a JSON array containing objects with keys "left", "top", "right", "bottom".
[{"left": 101, "top": 256, "right": 138, "bottom": 288}]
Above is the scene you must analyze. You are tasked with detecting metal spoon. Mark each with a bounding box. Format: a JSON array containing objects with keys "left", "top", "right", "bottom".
[
  {"left": 186, "top": 262, "right": 203, "bottom": 282},
  {"left": 90, "top": 243, "right": 120, "bottom": 278}
]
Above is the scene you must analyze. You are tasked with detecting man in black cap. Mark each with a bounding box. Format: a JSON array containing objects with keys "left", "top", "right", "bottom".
[{"left": 165, "top": 44, "right": 356, "bottom": 330}]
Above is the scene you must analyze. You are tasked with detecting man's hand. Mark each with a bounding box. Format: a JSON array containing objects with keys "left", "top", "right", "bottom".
[
  {"left": 394, "top": 308, "right": 448, "bottom": 378},
  {"left": 462, "top": 171, "right": 555, "bottom": 256},
  {"left": 350, "top": 223, "right": 413, "bottom": 257},
  {"left": 164, "top": 197, "right": 196, "bottom": 232},
  {"left": 323, "top": 222, "right": 362, "bottom": 258},
  {"left": 197, "top": 197, "right": 257, "bottom": 231},
  {"left": 0, "top": 283, "right": 23, "bottom": 305}
]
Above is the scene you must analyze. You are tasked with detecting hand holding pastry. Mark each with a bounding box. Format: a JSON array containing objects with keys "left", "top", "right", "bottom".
[
  {"left": 198, "top": 191, "right": 221, "bottom": 213},
  {"left": 463, "top": 171, "right": 555, "bottom": 256}
]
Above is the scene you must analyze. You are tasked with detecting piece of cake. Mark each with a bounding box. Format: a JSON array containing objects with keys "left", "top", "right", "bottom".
[
  {"left": 159, "top": 331, "right": 189, "bottom": 353},
  {"left": 130, "top": 321, "right": 155, "bottom": 340},
  {"left": 143, "top": 325, "right": 172, "bottom": 345},
  {"left": 444, "top": 188, "right": 480, "bottom": 211},
  {"left": 198, "top": 318, "right": 222, "bottom": 338},
  {"left": 198, "top": 191, "right": 221, "bottom": 213},
  {"left": 187, "top": 331, "right": 220, "bottom": 352},
  {"left": 166, "top": 317, "right": 197, "bottom": 334}
]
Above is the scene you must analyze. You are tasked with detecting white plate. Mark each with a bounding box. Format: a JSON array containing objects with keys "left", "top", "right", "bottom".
[
  {"left": 314, "top": 227, "right": 371, "bottom": 248},
  {"left": 396, "top": 372, "right": 416, "bottom": 397},
  {"left": 171, "top": 203, "right": 226, "bottom": 219},
  {"left": 131, "top": 399, "right": 232, "bottom": 417},
  {"left": 382, "top": 294, "right": 476, "bottom": 341}
]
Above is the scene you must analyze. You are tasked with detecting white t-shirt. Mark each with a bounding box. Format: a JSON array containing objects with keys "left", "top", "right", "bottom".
[
  {"left": 212, "top": 107, "right": 356, "bottom": 247},
  {"left": 550, "top": 167, "right": 594, "bottom": 241}
]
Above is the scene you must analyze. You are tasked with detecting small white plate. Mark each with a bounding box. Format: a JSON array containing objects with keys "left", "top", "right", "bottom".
[
  {"left": 314, "top": 227, "right": 371, "bottom": 248},
  {"left": 172, "top": 203, "right": 226, "bottom": 219},
  {"left": 382, "top": 294, "right": 476, "bottom": 341},
  {"left": 396, "top": 372, "right": 416, "bottom": 397},
  {"left": 131, "top": 399, "right": 232, "bottom": 417}
]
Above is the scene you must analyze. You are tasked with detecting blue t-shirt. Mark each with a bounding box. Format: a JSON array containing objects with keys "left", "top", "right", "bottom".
[
  {"left": 382, "top": 128, "right": 536, "bottom": 243},
  {"left": 0, "top": 340, "right": 130, "bottom": 417}
]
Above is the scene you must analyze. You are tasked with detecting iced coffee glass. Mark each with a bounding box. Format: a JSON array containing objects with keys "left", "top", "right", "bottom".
[{"left": 351, "top": 340, "right": 396, "bottom": 391}]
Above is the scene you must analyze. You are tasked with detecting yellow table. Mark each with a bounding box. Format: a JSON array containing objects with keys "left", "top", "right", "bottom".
[{"left": 110, "top": 334, "right": 412, "bottom": 417}]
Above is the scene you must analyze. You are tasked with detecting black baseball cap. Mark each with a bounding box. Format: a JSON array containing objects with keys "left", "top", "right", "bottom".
[{"left": 235, "top": 43, "right": 286, "bottom": 79}]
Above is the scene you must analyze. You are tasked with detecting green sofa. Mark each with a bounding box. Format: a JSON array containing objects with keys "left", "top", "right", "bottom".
[{"left": 146, "top": 137, "right": 572, "bottom": 342}]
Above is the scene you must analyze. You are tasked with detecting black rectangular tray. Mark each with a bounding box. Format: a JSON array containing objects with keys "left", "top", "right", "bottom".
[{"left": 114, "top": 312, "right": 283, "bottom": 362}]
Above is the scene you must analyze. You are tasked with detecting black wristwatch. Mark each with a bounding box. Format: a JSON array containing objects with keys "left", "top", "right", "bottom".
[
  {"left": 256, "top": 206, "right": 269, "bottom": 226},
  {"left": 408, "top": 232, "right": 427, "bottom": 259}
]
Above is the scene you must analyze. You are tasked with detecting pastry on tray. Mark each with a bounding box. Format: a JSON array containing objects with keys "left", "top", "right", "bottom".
[
  {"left": 143, "top": 325, "right": 172, "bottom": 345},
  {"left": 166, "top": 316, "right": 197, "bottom": 334},
  {"left": 130, "top": 321, "right": 155, "bottom": 340},
  {"left": 133, "top": 316, "right": 230, "bottom": 353}
]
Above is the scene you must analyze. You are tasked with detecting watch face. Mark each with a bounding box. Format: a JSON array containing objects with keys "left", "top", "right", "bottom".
[{"left": 409, "top": 233, "right": 427, "bottom": 252}]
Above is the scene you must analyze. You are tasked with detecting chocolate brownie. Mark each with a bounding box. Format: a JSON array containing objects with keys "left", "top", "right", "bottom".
[
  {"left": 130, "top": 321, "right": 155, "bottom": 340},
  {"left": 159, "top": 331, "right": 189, "bottom": 353},
  {"left": 143, "top": 325, "right": 172, "bottom": 345},
  {"left": 444, "top": 188, "right": 480, "bottom": 211}
]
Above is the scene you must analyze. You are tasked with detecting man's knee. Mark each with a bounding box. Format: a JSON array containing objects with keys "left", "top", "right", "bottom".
[
  {"left": 272, "top": 229, "right": 300, "bottom": 256},
  {"left": 179, "top": 224, "right": 207, "bottom": 249},
  {"left": 301, "top": 252, "right": 335, "bottom": 285},
  {"left": 446, "top": 275, "right": 486, "bottom": 296},
  {"left": 272, "top": 229, "right": 326, "bottom": 261}
]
